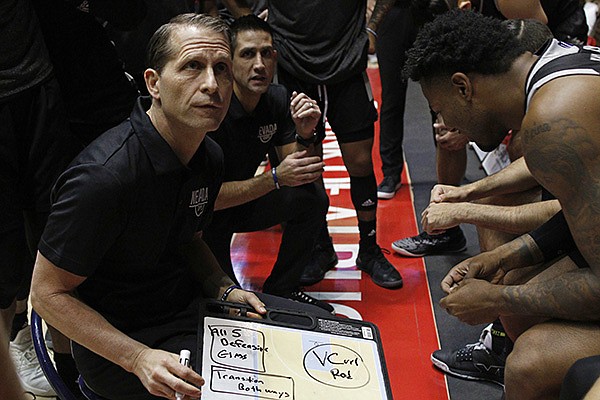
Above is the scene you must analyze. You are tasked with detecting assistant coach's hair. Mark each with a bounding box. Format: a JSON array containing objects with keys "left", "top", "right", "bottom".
[
  {"left": 403, "top": 10, "right": 526, "bottom": 81},
  {"left": 229, "top": 14, "right": 274, "bottom": 53},
  {"left": 147, "top": 13, "right": 231, "bottom": 72}
]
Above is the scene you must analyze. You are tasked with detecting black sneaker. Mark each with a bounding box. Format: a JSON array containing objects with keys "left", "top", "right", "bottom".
[
  {"left": 300, "top": 240, "right": 339, "bottom": 285},
  {"left": 377, "top": 176, "right": 402, "bottom": 200},
  {"left": 286, "top": 291, "right": 335, "bottom": 314},
  {"left": 391, "top": 228, "right": 467, "bottom": 257},
  {"left": 356, "top": 245, "right": 403, "bottom": 289},
  {"left": 431, "top": 341, "right": 505, "bottom": 386}
]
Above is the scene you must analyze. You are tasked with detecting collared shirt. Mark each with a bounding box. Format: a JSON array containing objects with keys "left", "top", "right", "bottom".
[
  {"left": 208, "top": 84, "right": 294, "bottom": 181},
  {"left": 40, "top": 97, "right": 223, "bottom": 332}
]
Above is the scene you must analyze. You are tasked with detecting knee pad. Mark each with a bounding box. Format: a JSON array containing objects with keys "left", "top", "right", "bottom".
[{"left": 349, "top": 174, "right": 377, "bottom": 212}]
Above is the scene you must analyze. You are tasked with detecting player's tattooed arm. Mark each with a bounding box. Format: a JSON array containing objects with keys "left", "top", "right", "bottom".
[{"left": 505, "top": 116, "right": 600, "bottom": 320}]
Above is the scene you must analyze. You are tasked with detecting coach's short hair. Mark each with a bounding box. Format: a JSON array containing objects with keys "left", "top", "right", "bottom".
[
  {"left": 229, "top": 14, "right": 274, "bottom": 52},
  {"left": 404, "top": 10, "right": 526, "bottom": 81},
  {"left": 146, "top": 13, "right": 231, "bottom": 72}
]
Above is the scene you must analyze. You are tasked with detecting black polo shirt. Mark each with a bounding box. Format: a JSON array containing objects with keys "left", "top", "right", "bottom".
[
  {"left": 39, "top": 97, "right": 224, "bottom": 332},
  {"left": 208, "top": 84, "right": 295, "bottom": 181}
]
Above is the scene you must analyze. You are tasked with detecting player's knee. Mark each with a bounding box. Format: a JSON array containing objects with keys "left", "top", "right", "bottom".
[{"left": 505, "top": 332, "right": 551, "bottom": 395}]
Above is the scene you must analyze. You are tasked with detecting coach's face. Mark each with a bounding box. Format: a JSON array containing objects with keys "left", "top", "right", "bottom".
[
  {"left": 147, "top": 26, "right": 233, "bottom": 134},
  {"left": 232, "top": 29, "right": 277, "bottom": 96},
  {"left": 421, "top": 74, "right": 508, "bottom": 151}
]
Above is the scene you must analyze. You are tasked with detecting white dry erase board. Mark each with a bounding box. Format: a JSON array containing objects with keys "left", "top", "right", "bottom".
[{"left": 197, "top": 300, "right": 392, "bottom": 400}]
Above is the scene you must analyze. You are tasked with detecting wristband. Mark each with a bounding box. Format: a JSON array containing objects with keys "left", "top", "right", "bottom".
[
  {"left": 529, "top": 211, "right": 576, "bottom": 262},
  {"left": 220, "top": 284, "right": 241, "bottom": 301},
  {"left": 271, "top": 167, "right": 280, "bottom": 189},
  {"left": 366, "top": 27, "right": 377, "bottom": 38},
  {"left": 295, "top": 132, "right": 317, "bottom": 147}
]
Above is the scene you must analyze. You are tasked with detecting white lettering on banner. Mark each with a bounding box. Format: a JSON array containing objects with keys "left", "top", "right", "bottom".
[
  {"left": 306, "top": 292, "right": 362, "bottom": 301},
  {"left": 310, "top": 124, "right": 364, "bottom": 321},
  {"left": 326, "top": 206, "right": 356, "bottom": 221},
  {"left": 328, "top": 244, "right": 359, "bottom": 270},
  {"left": 324, "top": 178, "right": 351, "bottom": 195},
  {"left": 328, "top": 226, "right": 359, "bottom": 234},
  {"left": 324, "top": 243, "right": 361, "bottom": 280},
  {"left": 324, "top": 165, "right": 347, "bottom": 172},
  {"left": 323, "top": 148, "right": 342, "bottom": 160}
]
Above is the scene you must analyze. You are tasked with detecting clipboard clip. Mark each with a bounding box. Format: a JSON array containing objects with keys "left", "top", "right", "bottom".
[{"left": 203, "top": 300, "right": 317, "bottom": 330}]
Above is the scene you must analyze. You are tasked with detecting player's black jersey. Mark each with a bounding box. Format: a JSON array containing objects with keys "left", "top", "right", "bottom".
[{"left": 525, "top": 39, "right": 600, "bottom": 111}]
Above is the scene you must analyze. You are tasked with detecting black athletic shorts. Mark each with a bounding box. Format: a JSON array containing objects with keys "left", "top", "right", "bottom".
[{"left": 276, "top": 67, "right": 378, "bottom": 144}]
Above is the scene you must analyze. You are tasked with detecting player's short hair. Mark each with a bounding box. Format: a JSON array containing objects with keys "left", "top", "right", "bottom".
[{"left": 403, "top": 10, "right": 526, "bottom": 81}]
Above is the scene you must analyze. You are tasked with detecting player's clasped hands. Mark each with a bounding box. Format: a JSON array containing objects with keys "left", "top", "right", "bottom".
[{"left": 439, "top": 251, "right": 507, "bottom": 324}]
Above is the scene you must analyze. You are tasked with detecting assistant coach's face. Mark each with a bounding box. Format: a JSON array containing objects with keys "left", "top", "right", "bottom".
[{"left": 152, "top": 26, "right": 233, "bottom": 133}]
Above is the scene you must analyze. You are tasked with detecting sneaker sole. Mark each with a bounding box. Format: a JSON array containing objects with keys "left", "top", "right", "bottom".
[
  {"left": 356, "top": 264, "right": 403, "bottom": 289},
  {"left": 377, "top": 184, "right": 402, "bottom": 200},
  {"left": 430, "top": 354, "right": 504, "bottom": 387},
  {"left": 391, "top": 242, "right": 467, "bottom": 257},
  {"left": 373, "top": 277, "right": 403, "bottom": 289}
]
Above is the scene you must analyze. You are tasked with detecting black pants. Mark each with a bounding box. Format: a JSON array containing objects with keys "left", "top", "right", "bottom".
[
  {"left": 203, "top": 182, "right": 329, "bottom": 295},
  {"left": 74, "top": 293, "right": 333, "bottom": 400},
  {"left": 0, "top": 76, "right": 81, "bottom": 308},
  {"left": 377, "top": 4, "right": 418, "bottom": 179}
]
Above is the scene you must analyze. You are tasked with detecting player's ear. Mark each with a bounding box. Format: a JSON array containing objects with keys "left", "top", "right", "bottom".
[
  {"left": 145, "top": 68, "right": 160, "bottom": 100},
  {"left": 457, "top": 0, "right": 472, "bottom": 10},
  {"left": 451, "top": 72, "right": 472, "bottom": 100}
]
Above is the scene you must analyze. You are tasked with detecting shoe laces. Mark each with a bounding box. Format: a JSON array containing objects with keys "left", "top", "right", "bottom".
[
  {"left": 290, "top": 291, "right": 317, "bottom": 304},
  {"left": 456, "top": 342, "right": 488, "bottom": 362},
  {"left": 372, "top": 245, "right": 391, "bottom": 258},
  {"left": 362, "top": 245, "right": 393, "bottom": 268}
]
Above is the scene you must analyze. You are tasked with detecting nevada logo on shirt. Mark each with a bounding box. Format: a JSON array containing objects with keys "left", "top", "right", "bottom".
[
  {"left": 258, "top": 123, "right": 277, "bottom": 143},
  {"left": 189, "top": 188, "right": 208, "bottom": 217}
]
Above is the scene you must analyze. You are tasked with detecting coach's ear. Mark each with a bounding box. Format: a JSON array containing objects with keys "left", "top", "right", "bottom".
[
  {"left": 457, "top": 0, "right": 472, "bottom": 10},
  {"left": 451, "top": 72, "right": 472, "bottom": 101},
  {"left": 144, "top": 68, "right": 161, "bottom": 100}
]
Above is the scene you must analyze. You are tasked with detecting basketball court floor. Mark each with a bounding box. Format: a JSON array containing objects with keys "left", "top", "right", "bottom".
[{"left": 230, "top": 67, "right": 505, "bottom": 400}]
